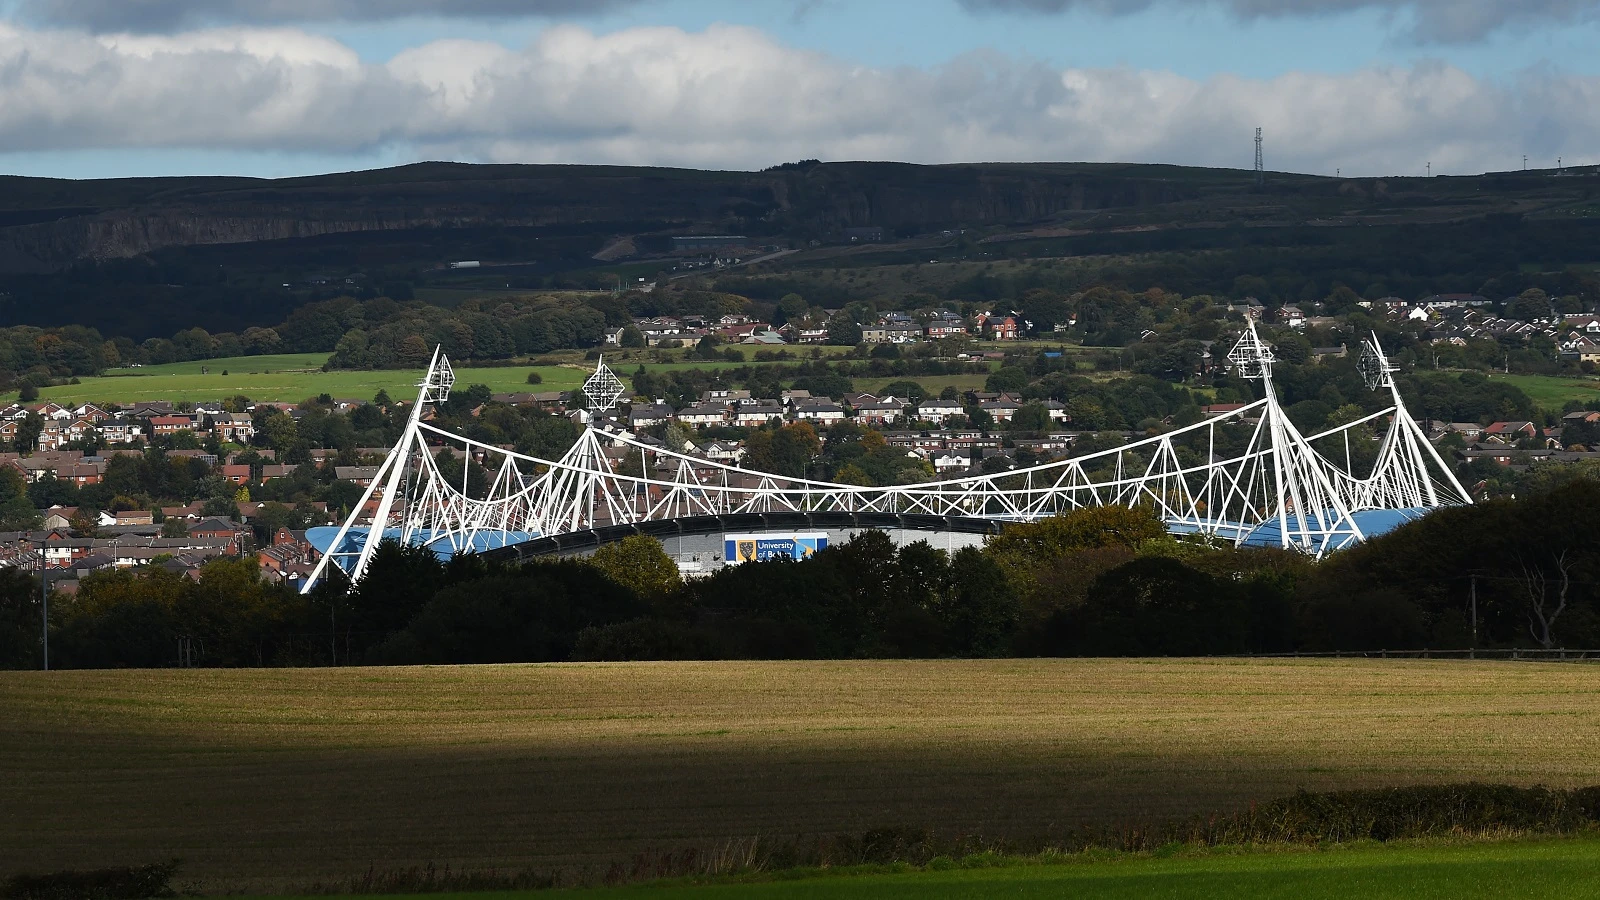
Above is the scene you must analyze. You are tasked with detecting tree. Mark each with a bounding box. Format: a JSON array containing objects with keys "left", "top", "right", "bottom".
[
  {"left": 14, "top": 412, "right": 43, "bottom": 453},
  {"left": 770, "top": 422, "right": 822, "bottom": 477},
  {"left": 774, "top": 293, "right": 809, "bottom": 326},
  {"left": 1518, "top": 549, "right": 1575, "bottom": 650},
  {"left": 17, "top": 382, "right": 37, "bottom": 402},
  {"left": 620, "top": 325, "right": 646, "bottom": 348},
  {"left": 1011, "top": 403, "right": 1050, "bottom": 433},
  {"left": 985, "top": 505, "right": 1168, "bottom": 607},
  {"left": 1073, "top": 557, "right": 1249, "bottom": 656},
  {"left": 943, "top": 547, "right": 1019, "bottom": 656},
  {"left": 986, "top": 367, "right": 1028, "bottom": 393},
  {"left": 259, "top": 411, "right": 299, "bottom": 451},
  {"left": 692, "top": 335, "right": 723, "bottom": 360},
  {"left": 202, "top": 496, "right": 240, "bottom": 520},
  {"left": 0, "top": 566, "right": 42, "bottom": 669},
  {"left": 826, "top": 311, "right": 862, "bottom": 346},
  {"left": 881, "top": 381, "right": 926, "bottom": 403},
  {"left": 589, "top": 536, "right": 682, "bottom": 606},
  {"left": 1509, "top": 288, "right": 1550, "bottom": 322}
]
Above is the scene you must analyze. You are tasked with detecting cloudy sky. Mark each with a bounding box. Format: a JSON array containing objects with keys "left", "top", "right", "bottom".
[{"left": 1, "top": 0, "right": 1597, "bottom": 179}]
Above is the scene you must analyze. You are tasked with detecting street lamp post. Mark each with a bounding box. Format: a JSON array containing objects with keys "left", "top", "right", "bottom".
[{"left": 39, "top": 551, "right": 48, "bottom": 671}]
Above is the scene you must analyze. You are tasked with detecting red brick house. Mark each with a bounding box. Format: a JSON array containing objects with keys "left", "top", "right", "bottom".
[{"left": 148, "top": 415, "right": 195, "bottom": 437}]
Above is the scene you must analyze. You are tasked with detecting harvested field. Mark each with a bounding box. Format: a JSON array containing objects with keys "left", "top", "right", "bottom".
[{"left": 3, "top": 659, "right": 1599, "bottom": 890}]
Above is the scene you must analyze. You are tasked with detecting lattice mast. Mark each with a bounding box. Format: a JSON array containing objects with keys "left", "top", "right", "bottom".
[
  {"left": 1354, "top": 333, "right": 1472, "bottom": 508},
  {"left": 1254, "top": 127, "right": 1264, "bottom": 186},
  {"left": 301, "top": 347, "right": 454, "bottom": 592},
  {"left": 1228, "top": 315, "right": 1362, "bottom": 553}
]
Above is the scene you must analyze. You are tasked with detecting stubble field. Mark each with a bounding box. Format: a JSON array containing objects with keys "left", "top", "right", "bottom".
[{"left": 3, "top": 659, "right": 1600, "bottom": 891}]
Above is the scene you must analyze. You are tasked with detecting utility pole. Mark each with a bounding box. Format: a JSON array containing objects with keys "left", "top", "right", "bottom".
[
  {"left": 1468, "top": 574, "right": 1478, "bottom": 658},
  {"left": 39, "top": 552, "right": 48, "bottom": 671},
  {"left": 1426, "top": 162, "right": 1431, "bottom": 177},
  {"left": 1254, "top": 128, "right": 1264, "bottom": 186}
]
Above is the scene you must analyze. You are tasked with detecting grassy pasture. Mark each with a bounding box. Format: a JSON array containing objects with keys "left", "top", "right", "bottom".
[
  {"left": 5, "top": 659, "right": 1600, "bottom": 891},
  {"left": 18, "top": 347, "right": 1008, "bottom": 406},
  {"left": 386, "top": 837, "right": 1600, "bottom": 898},
  {"left": 1494, "top": 373, "right": 1600, "bottom": 411}
]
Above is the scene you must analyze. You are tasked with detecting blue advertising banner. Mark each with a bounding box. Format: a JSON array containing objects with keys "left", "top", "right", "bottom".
[{"left": 723, "top": 533, "right": 829, "bottom": 564}]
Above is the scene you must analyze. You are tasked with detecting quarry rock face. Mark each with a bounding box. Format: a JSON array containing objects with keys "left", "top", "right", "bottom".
[{"left": 0, "top": 162, "right": 1202, "bottom": 272}]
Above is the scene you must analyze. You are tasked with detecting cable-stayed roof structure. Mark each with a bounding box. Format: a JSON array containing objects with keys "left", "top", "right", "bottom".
[{"left": 302, "top": 321, "right": 1469, "bottom": 593}]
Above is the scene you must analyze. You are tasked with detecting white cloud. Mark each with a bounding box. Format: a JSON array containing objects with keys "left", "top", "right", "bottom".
[
  {"left": 24, "top": 0, "right": 1599, "bottom": 43},
  {"left": 19, "top": 0, "right": 639, "bottom": 32},
  {"left": 0, "top": 22, "right": 1593, "bottom": 175},
  {"left": 960, "top": 0, "right": 1600, "bottom": 43}
]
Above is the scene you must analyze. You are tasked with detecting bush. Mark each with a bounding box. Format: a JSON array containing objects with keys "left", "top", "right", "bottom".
[
  {"left": 3, "top": 862, "right": 178, "bottom": 900},
  {"left": 526, "top": 371, "right": 543, "bottom": 385}
]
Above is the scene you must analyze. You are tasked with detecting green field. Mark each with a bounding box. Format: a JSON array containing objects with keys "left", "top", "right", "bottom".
[
  {"left": 407, "top": 838, "right": 1600, "bottom": 898},
  {"left": 23, "top": 355, "right": 797, "bottom": 406},
  {"left": 16, "top": 346, "right": 1010, "bottom": 406},
  {"left": 22, "top": 353, "right": 584, "bottom": 405},
  {"left": 6, "top": 659, "right": 1600, "bottom": 892},
  {"left": 1494, "top": 373, "right": 1600, "bottom": 411}
]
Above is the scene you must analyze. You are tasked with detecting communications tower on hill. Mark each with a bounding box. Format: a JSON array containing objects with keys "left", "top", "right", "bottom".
[{"left": 1255, "top": 127, "right": 1264, "bottom": 186}]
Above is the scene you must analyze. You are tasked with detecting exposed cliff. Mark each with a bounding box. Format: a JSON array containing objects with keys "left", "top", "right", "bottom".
[{"left": 0, "top": 161, "right": 1220, "bottom": 273}]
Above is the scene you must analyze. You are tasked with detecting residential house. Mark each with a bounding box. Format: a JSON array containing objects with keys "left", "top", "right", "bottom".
[
  {"left": 984, "top": 315, "right": 1021, "bottom": 340},
  {"left": 220, "top": 464, "right": 253, "bottom": 485},
  {"left": 979, "top": 399, "right": 1023, "bottom": 423},
  {"left": 166, "top": 449, "right": 218, "bottom": 468},
  {"left": 41, "top": 507, "right": 77, "bottom": 530},
  {"left": 29, "top": 402, "right": 73, "bottom": 422},
  {"left": 161, "top": 502, "right": 206, "bottom": 521},
  {"left": 930, "top": 451, "right": 971, "bottom": 473},
  {"left": 98, "top": 420, "right": 144, "bottom": 445},
  {"left": 190, "top": 518, "right": 246, "bottom": 554},
  {"left": 1485, "top": 421, "right": 1539, "bottom": 440},
  {"left": 733, "top": 402, "right": 785, "bottom": 427},
  {"left": 852, "top": 400, "right": 906, "bottom": 426},
  {"left": 335, "top": 466, "right": 382, "bottom": 487},
  {"left": 861, "top": 323, "right": 923, "bottom": 344},
  {"left": 628, "top": 402, "right": 676, "bottom": 429},
  {"left": 916, "top": 400, "right": 965, "bottom": 424},
  {"left": 97, "top": 510, "right": 154, "bottom": 527},
  {"left": 127, "top": 401, "right": 175, "bottom": 418},
  {"left": 924, "top": 321, "right": 967, "bottom": 339},
  {"left": 697, "top": 441, "right": 746, "bottom": 463},
  {"left": 779, "top": 323, "right": 829, "bottom": 344},
  {"left": 792, "top": 400, "right": 846, "bottom": 424},
  {"left": 678, "top": 403, "right": 731, "bottom": 427},
  {"left": 212, "top": 413, "right": 256, "bottom": 443},
  {"left": 147, "top": 415, "right": 195, "bottom": 437}
]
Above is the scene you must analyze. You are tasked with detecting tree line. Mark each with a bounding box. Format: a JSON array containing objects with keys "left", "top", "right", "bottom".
[{"left": 6, "top": 480, "right": 1596, "bottom": 669}]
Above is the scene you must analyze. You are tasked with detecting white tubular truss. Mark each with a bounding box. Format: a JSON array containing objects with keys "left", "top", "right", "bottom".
[{"left": 301, "top": 322, "right": 1471, "bottom": 593}]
